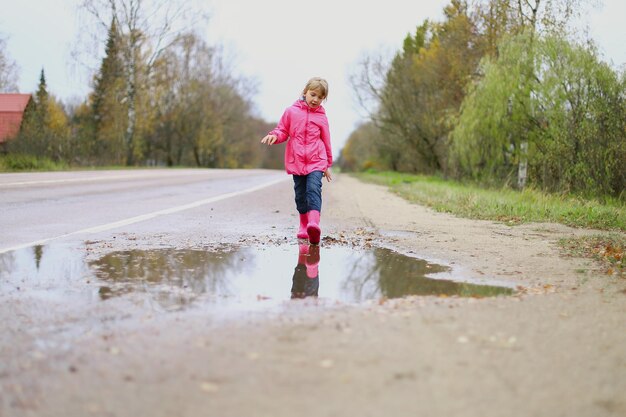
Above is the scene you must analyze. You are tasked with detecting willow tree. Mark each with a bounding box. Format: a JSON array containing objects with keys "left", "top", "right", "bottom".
[
  {"left": 450, "top": 33, "right": 625, "bottom": 197},
  {"left": 449, "top": 33, "right": 535, "bottom": 183},
  {"left": 450, "top": 0, "right": 598, "bottom": 188},
  {"left": 478, "top": 0, "right": 559, "bottom": 187},
  {"left": 530, "top": 37, "right": 625, "bottom": 197}
]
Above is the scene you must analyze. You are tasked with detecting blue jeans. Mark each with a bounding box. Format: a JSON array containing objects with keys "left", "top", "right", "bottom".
[{"left": 293, "top": 171, "right": 323, "bottom": 214}]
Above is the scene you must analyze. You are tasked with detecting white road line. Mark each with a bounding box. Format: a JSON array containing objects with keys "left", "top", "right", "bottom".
[
  {"left": 0, "top": 172, "right": 179, "bottom": 187},
  {"left": 0, "top": 176, "right": 287, "bottom": 255}
]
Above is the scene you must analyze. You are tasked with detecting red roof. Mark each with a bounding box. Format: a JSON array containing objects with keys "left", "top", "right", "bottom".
[{"left": 0, "top": 94, "right": 31, "bottom": 143}]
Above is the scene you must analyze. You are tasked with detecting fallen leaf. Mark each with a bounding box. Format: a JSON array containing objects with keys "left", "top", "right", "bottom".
[
  {"left": 319, "top": 359, "right": 334, "bottom": 368},
  {"left": 200, "top": 382, "right": 219, "bottom": 393}
]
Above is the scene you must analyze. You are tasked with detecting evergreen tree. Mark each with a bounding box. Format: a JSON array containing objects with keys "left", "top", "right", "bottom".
[
  {"left": 35, "top": 68, "right": 49, "bottom": 133},
  {"left": 15, "top": 69, "right": 51, "bottom": 156},
  {"left": 91, "top": 18, "right": 127, "bottom": 164},
  {"left": 12, "top": 69, "right": 69, "bottom": 161}
]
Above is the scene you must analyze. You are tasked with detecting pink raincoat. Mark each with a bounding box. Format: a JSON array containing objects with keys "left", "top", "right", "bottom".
[{"left": 269, "top": 99, "right": 332, "bottom": 176}]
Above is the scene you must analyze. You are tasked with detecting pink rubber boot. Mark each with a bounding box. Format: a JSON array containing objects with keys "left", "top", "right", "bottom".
[
  {"left": 306, "top": 210, "right": 321, "bottom": 244},
  {"left": 298, "top": 243, "right": 309, "bottom": 264},
  {"left": 297, "top": 213, "right": 309, "bottom": 239},
  {"left": 306, "top": 245, "right": 320, "bottom": 278}
]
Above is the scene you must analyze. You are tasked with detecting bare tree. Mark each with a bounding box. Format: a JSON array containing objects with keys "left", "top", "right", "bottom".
[
  {"left": 77, "top": 0, "right": 208, "bottom": 165},
  {"left": 0, "top": 35, "right": 19, "bottom": 92},
  {"left": 481, "top": 0, "right": 597, "bottom": 35}
]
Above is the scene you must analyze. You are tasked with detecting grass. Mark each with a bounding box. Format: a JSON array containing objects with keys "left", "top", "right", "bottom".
[
  {"left": 356, "top": 171, "right": 626, "bottom": 232},
  {"left": 355, "top": 171, "right": 626, "bottom": 276},
  {"left": 356, "top": 172, "right": 626, "bottom": 277},
  {"left": 0, "top": 154, "right": 199, "bottom": 173}
]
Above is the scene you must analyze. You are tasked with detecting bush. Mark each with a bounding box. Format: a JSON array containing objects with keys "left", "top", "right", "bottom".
[{"left": 0, "top": 154, "right": 68, "bottom": 171}]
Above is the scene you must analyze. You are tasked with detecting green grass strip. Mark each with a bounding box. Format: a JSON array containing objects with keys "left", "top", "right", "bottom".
[{"left": 355, "top": 171, "right": 625, "bottom": 232}]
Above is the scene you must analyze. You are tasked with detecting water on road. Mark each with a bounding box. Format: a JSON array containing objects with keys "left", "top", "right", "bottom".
[{"left": 1, "top": 243, "right": 515, "bottom": 314}]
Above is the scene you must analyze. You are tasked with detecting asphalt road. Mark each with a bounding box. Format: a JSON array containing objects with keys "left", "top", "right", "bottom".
[
  {"left": 1, "top": 169, "right": 624, "bottom": 417},
  {"left": 0, "top": 169, "right": 287, "bottom": 254}
]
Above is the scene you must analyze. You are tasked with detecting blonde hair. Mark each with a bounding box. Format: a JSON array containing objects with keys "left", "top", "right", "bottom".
[{"left": 302, "top": 77, "right": 329, "bottom": 100}]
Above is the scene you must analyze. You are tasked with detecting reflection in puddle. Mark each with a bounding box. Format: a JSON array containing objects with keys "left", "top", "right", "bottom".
[
  {"left": 89, "top": 244, "right": 514, "bottom": 309},
  {"left": 1, "top": 243, "right": 515, "bottom": 312},
  {"left": 0, "top": 244, "right": 91, "bottom": 299},
  {"left": 291, "top": 244, "right": 320, "bottom": 299}
]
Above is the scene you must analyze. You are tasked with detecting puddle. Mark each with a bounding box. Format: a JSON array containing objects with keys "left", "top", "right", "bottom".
[{"left": 1, "top": 243, "right": 514, "bottom": 312}]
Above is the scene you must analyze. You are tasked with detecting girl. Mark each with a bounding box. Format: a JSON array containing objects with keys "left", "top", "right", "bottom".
[{"left": 261, "top": 77, "right": 333, "bottom": 244}]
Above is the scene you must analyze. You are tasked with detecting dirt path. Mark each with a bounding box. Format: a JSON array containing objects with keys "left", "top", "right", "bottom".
[{"left": 2, "top": 173, "right": 625, "bottom": 417}]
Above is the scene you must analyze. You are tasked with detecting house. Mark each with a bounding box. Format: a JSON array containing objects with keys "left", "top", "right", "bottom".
[{"left": 0, "top": 93, "right": 32, "bottom": 148}]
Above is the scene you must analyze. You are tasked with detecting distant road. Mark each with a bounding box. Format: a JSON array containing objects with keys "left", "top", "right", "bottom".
[{"left": 0, "top": 169, "right": 286, "bottom": 254}]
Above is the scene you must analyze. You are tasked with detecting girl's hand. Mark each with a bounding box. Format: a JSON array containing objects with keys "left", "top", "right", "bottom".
[
  {"left": 323, "top": 168, "right": 332, "bottom": 182},
  {"left": 261, "top": 134, "right": 277, "bottom": 145}
]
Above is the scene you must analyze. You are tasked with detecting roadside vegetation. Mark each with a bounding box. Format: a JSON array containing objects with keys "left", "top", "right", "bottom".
[
  {"left": 1, "top": 0, "right": 623, "bottom": 273},
  {"left": 0, "top": 154, "right": 192, "bottom": 172},
  {"left": 357, "top": 171, "right": 625, "bottom": 231},
  {"left": 357, "top": 170, "right": 625, "bottom": 275},
  {"left": 337, "top": 0, "right": 625, "bottom": 276},
  {"left": 0, "top": 154, "right": 67, "bottom": 172},
  {"left": 0, "top": 1, "right": 284, "bottom": 171},
  {"left": 343, "top": 0, "right": 625, "bottom": 202}
]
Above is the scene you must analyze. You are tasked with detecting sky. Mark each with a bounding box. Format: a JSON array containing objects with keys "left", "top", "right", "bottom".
[{"left": 1, "top": 0, "right": 625, "bottom": 157}]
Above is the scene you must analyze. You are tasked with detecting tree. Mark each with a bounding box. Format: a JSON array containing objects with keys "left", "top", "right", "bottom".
[
  {"left": 488, "top": 0, "right": 546, "bottom": 187},
  {"left": 146, "top": 31, "right": 260, "bottom": 168},
  {"left": 256, "top": 118, "right": 283, "bottom": 169},
  {"left": 350, "top": 50, "right": 405, "bottom": 170},
  {"left": 13, "top": 70, "right": 50, "bottom": 157},
  {"left": 348, "top": 0, "right": 597, "bottom": 182},
  {"left": 450, "top": 33, "right": 626, "bottom": 197},
  {"left": 531, "top": 36, "right": 626, "bottom": 196},
  {"left": 35, "top": 69, "right": 50, "bottom": 134},
  {"left": 67, "top": 99, "right": 96, "bottom": 165},
  {"left": 350, "top": 1, "right": 483, "bottom": 174},
  {"left": 474, "top": 0, "right": 591, "bottom": 36},
  {"left": 451, "top": 0, "right": 596, "bottom": 187},
  {"left": 449, "top": 33, "right": 532, "bottom": 183},
  {"left": 339, "top": 122, "right": 387, "bottom": 172},
  {"left": 0, "top": 35, "right": 18, "bottom": 92},
  {"left": 147, "top": 32, "right": 219, "bottom": 167},
  {"left": 78, "top": 0, "right": 208, "bottom": 165},
  {"left": 12, "top": 69, "right": 70, "bottom": 161},
  {"left": 91, "top": 18, "right": 127, "bottom": 164}
]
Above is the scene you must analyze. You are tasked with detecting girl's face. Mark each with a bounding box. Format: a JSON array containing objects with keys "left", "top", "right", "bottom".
[{"left": 304, "top": 88, "right": 325, "bottom": 108}]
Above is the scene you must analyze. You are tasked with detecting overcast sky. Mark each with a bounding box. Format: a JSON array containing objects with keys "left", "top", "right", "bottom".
[{"left": 1, "top": 0, "right": 625, "bottom": 156}]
